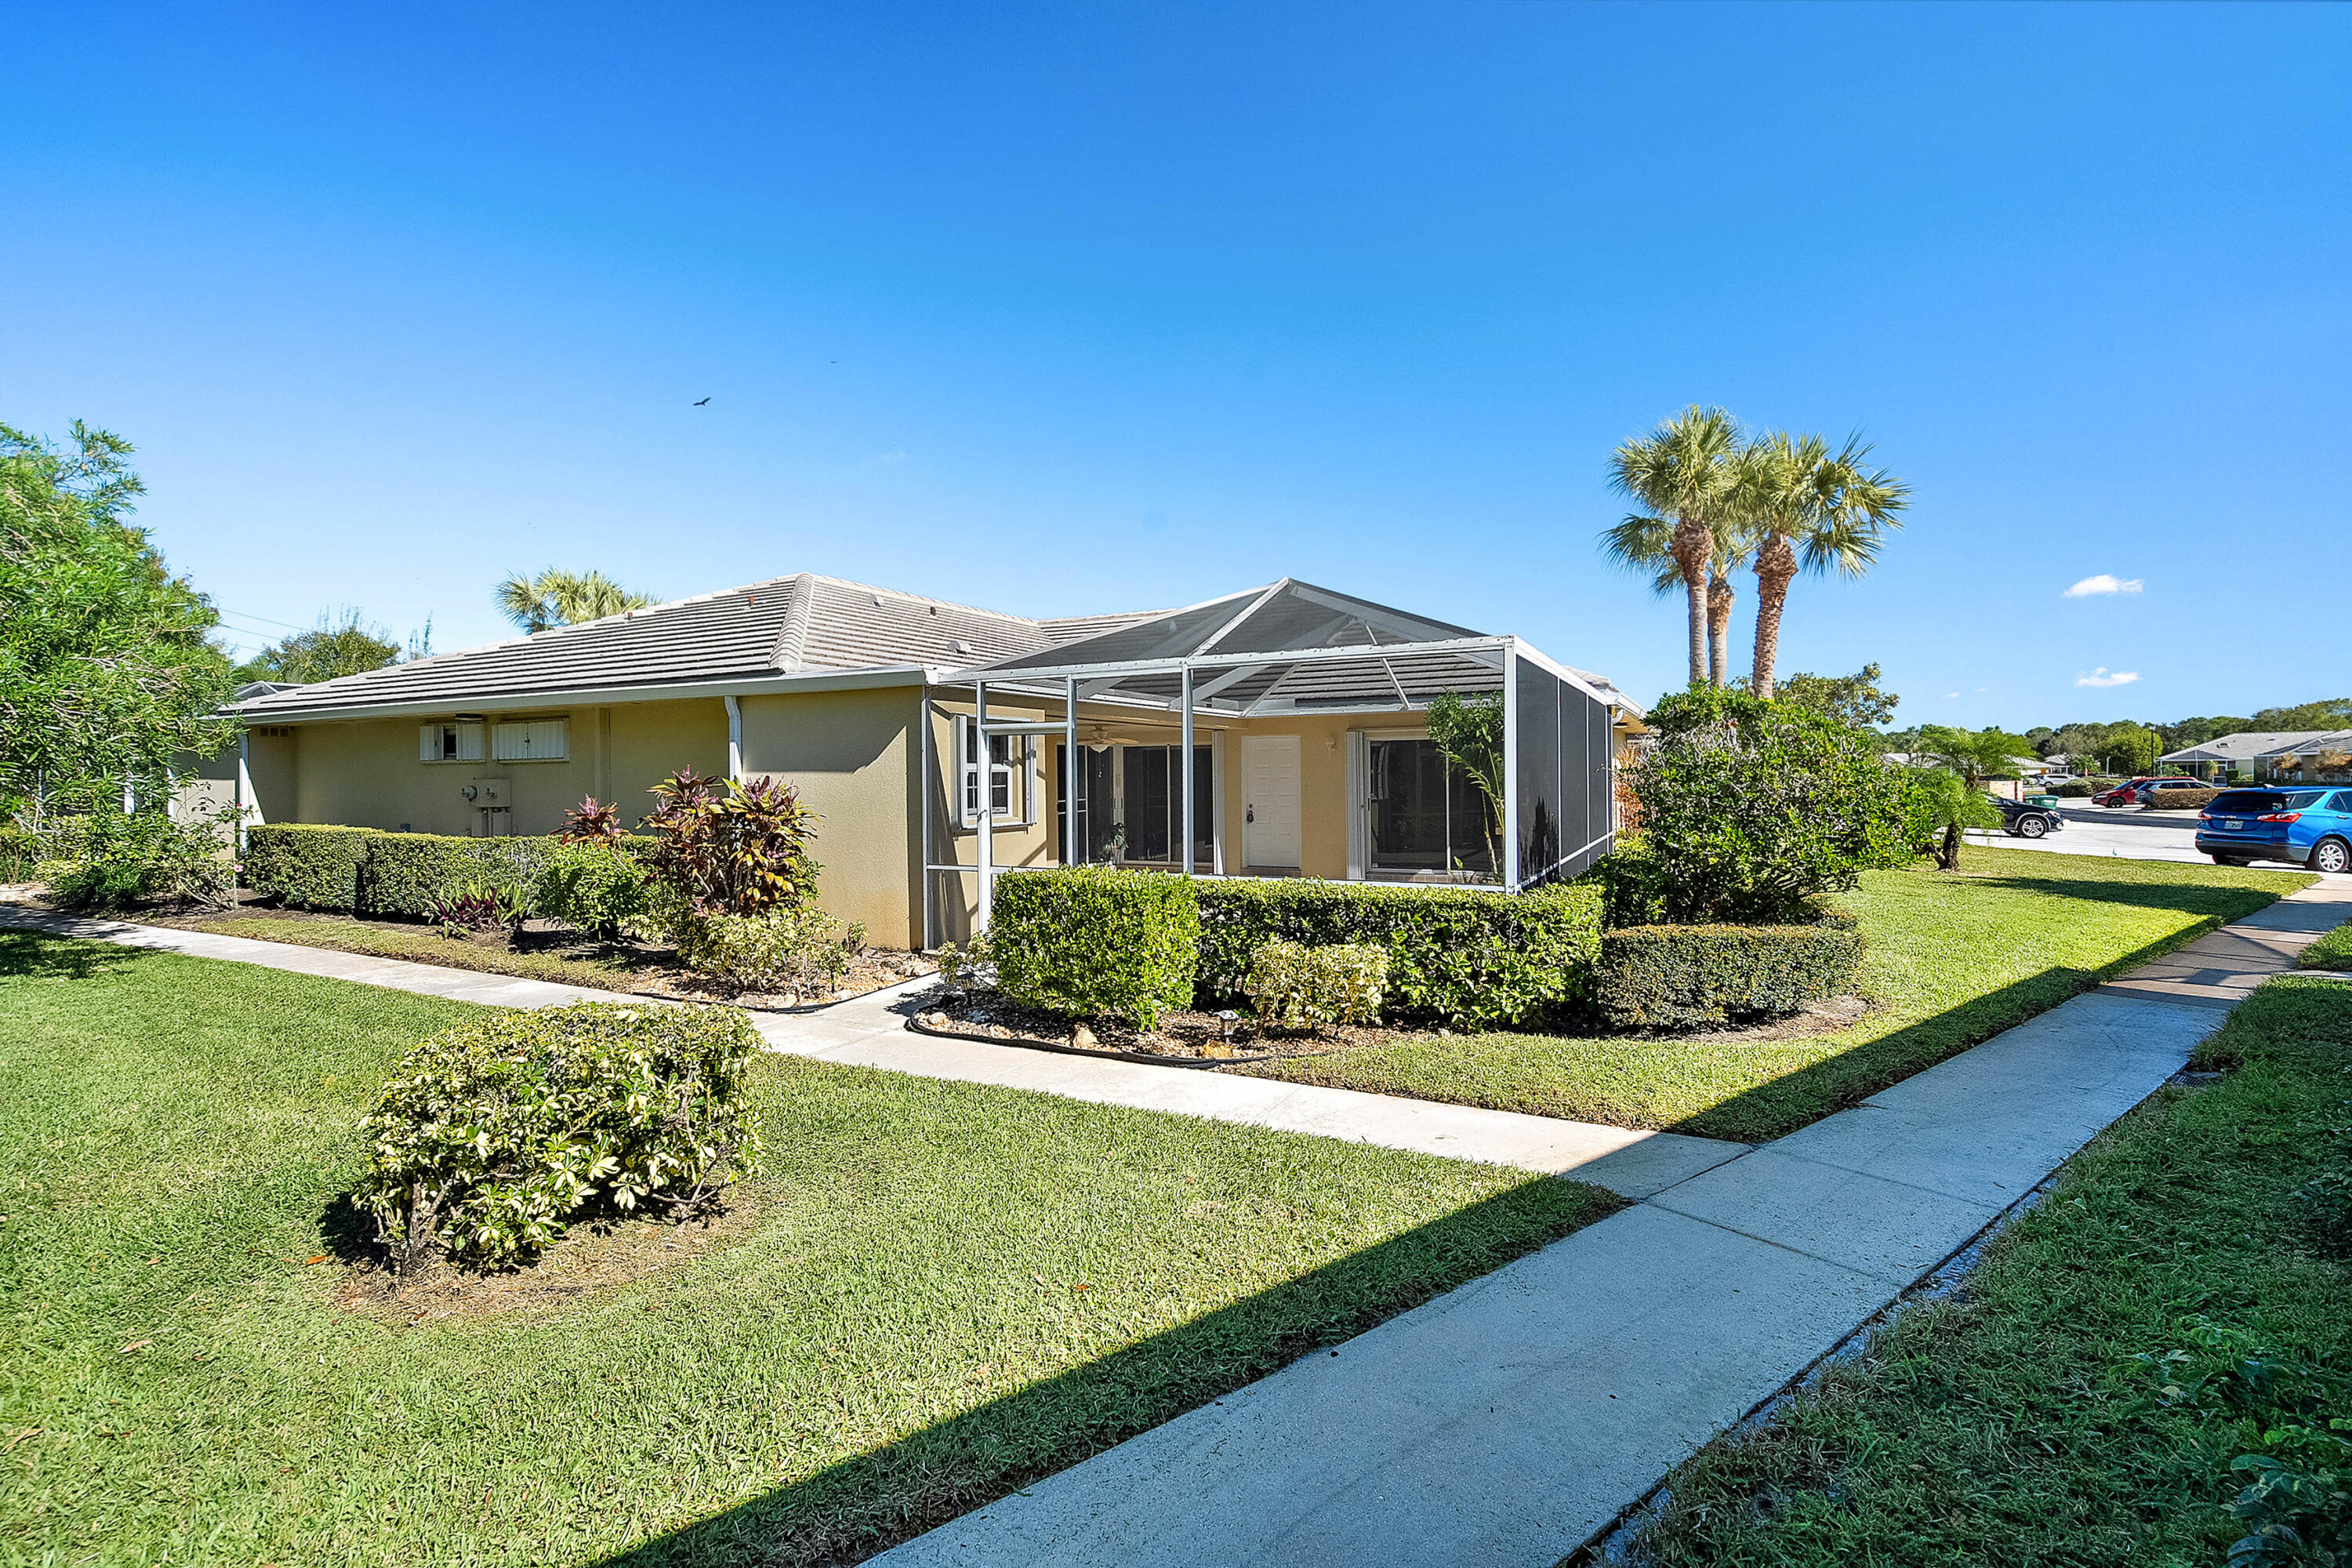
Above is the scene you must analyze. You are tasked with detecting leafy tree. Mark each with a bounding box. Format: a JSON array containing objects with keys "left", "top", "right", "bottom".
[
  {"left": 1739, "top": 662, "right": 1900, "bottom": 729},
  {"left": 2100, "top": 721, "right": 2161, "bottom": 775},
  {"left": 2159, "top": 715, "right": 2251, "bottom": 750},
  {"left": 2249, "top": 697, "right": 2352, "bottom": 732},
  {"left": 0, "top": 422, "right": 234, "bottom": 826},
  {"left": 1627, "top": 686, "right": 1916, "bottom": 923},
  {"left": 1604, "top": 406, "right": 1744, "bottom": 690},
  {"left": 1915, "top": 725, "right": 2038, "bottom": 784},
  {"left": 238, "top": 606, "right": 427, "bottom": 684},
  {"left": 1425, "top": 690, "right": 1504, "bottom": 871},
  {"left": 1727, "top": 432, "right": 1908, "bottom": 700},
  {"left": 496, "top": 568, "right": 655, "bottom": 634}
]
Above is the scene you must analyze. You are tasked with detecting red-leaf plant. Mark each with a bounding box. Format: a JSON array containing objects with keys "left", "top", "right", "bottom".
[{"left": 637, "top": 768, "right": 821, "bottom": 916}]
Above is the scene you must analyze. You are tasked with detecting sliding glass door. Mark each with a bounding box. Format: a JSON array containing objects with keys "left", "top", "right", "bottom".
[
  {"left": 1367, "top": 736, "right": 1496, "bottom": 880},
  {"left": 1058, "top": 743, "right": 1214, "bottom": 869}
]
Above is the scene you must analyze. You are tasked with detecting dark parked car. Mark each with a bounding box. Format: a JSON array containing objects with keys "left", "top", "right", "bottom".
[
  {"left": 1990, "top": 797, "right": 2065, "bottom": 839},
  {"left": 2198, "top": 788, "right": 2352, "bottom": 873}
]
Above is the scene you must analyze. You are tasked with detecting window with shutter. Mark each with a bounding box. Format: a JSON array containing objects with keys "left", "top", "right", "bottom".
[
  {"left": 492, "top": 718, "right": 568, "bottom": 761},
  {"left": 419, "top": 722, "right": 485, "bottom": 762}
]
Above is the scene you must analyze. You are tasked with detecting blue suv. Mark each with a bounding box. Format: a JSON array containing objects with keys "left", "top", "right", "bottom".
[{"left": 2198, "top": 788, "right": 2352, "bottom": 873}]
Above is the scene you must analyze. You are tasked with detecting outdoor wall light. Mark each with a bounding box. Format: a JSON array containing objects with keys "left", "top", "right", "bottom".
[{"left": 461, "top": 784, "right": 478, "bottom": 801}]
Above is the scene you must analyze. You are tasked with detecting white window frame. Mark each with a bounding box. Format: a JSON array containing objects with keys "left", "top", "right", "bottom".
[
  {"left": 419, "top": 720, "right": 485, "bottom": 764},
  {"left": 957, "top": 715, "right": 1033, "bottom": 829}
]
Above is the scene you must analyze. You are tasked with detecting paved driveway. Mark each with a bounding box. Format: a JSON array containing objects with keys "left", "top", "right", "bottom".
[{"left": 1971, "top": 803, "right": 2352, "bottom": 883}]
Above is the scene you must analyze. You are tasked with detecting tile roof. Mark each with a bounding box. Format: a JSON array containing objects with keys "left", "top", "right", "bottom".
[
  {"left": 237, "top": 573, "right": 1122, "bottom": 717},
  {"left": 2161, "top": 730, "right": 2348, "bottom": 762}
]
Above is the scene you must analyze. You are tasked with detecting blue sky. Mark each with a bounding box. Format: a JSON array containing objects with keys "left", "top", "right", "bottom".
[{"left": 5, "top": 3, "right": 2347, "bottom": 726}]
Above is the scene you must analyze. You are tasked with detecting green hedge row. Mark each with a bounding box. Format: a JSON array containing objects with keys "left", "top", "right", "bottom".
[
  {"left": 243, "top": 825, "right": 648, "bottom": 918},
  {"left": 1594, "top": 920, "right": 1864, "bottom": 1029},
  {"left": 241, "top": 825, "right": 374, "bottom": 911},
  {"left": 1196, "top": 878, "right": 1602, "bottom": 1029},
  {"left": 2143, "top": 787, "right": 2225, "bottom": 812},
  {"left": 990, "top": 865, "right": 1200, "bottom": 1029}
]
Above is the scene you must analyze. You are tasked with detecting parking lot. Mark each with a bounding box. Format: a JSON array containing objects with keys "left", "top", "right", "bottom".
[{"left": 1969, "top": 802, "right": 2352, "bottom": 881}]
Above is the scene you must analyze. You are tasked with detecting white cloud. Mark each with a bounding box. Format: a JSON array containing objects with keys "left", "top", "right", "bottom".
[
  {"left": 2064, "top": 574, "right": 2143, "bottom": 598},
  {"left": 2075, "top": 668, "right": 2141, "bottom": 688},
  {"left": 1944, "top": 691, "right": 1960, "bottom": 699}
]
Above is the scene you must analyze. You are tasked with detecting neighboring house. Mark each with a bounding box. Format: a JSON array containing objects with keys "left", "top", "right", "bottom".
[
  {"left": 2161, "top": 731, "right": 2352, "bottom": 783},
  {"left": 212, "top": 575, "right": 1649, "bottom": 949}
]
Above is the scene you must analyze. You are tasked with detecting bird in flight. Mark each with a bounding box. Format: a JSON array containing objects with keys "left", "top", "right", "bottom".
[{"left": 692, "top": 397, "right": 711, "bottom": 406}]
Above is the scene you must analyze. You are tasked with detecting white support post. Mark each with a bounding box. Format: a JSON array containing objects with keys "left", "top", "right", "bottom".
[
  {"left": 975, "top": 681, "right": 993, "bottom": 931},
  {"left": 1064, "top": 677, "right": 1080, "bottom": 866},
  {"left": 723, "top": 695, "right": 744, "bottom": 782},
  {"left": 918, "top": 691, "right": 933, "bottom": 950},
  {"left": 235, "top": 731, "right": 252, "bottom": 852},
  {"left": 1179, "top": 663, "right": 1195, "bottom": 876},
  {"left": 1501, "top": 640, "right": 1520, "bottom": 890}
]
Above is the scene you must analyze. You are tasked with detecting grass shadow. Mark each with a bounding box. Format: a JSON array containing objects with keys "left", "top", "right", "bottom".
[
  {"left": 0, "top": 929, "right": 144, "bottom": 981},
  {"left": 590, "top": 1180, "right": 1615, "bottom": 1568}
]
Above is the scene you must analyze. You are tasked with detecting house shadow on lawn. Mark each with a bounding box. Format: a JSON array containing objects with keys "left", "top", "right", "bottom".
[
  {"left": 1664, "top": 877, "right": 2284, "bottom": 1144},
  {"left": 589, "top": 1179, "right": 1617, "bottom": 1568}
]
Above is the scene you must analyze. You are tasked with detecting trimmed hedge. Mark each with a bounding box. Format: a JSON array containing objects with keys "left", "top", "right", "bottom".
[
  {"left": 1196, "top": 879, "right": 1602, "bottom": 1029},
  {"left": 359, "top": 833, "right": 553, "bottom": 919},
  {"left": 989, "top": 865, "right": 1201, "bottom": 1029},
  {"left": 244, "top": 825, "right": 655, "bottom": 920},
  {"left": 1595, "top": 920, "right": 1864, "bottom": 1029},
  {"left": 243, "top": 825, "right": 375, "bottom": 911},
  {"left": 2143, "top": 786, "right": 2224, "bottom": 812}
]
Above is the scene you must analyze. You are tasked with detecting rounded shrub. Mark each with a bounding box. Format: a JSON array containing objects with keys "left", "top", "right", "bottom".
[
  {"left": 1243, "top": 940, "right": 1389, "bottom": 1032},
  {"left": 989, "top": 865, "right": 1200, "bottom": 1029},
  {"left": 358, "top": 1002, "right": 765, "bottom": 1272},
  {"left": 533, "top": 840, "right": 652, "bottom": 938},
  {"left": 664, "top": 902, "right": 850, "bottom": 993}
]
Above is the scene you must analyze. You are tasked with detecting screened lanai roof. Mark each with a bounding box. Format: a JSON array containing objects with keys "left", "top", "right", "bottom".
[{"left": 947, "top": 577, "right": 1570, "bottom": 717}]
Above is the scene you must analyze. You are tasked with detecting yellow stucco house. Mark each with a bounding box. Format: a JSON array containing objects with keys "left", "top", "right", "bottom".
[{"left": 224, "top": 575, "right": 1647, "bottom": 949}]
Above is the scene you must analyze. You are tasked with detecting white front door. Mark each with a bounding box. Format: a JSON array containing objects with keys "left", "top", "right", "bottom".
[{"left": 1242, "top": 735, "right": 1302, "bottom": 869}]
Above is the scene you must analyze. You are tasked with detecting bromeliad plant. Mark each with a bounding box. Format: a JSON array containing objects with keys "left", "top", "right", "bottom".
[
  {"left": 430, "top": 877, "right": 529, "bottom": 936},
  {"left": 557, "top": 793, "right": 625, "bottom": 845}
]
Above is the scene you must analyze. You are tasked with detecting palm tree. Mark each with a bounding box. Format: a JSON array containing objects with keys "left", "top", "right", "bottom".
[
  {"left": 1605, "top": 407, "right": 1744, "bottom": 689},
  {"left": 1602, "top": 511, "right": 1748, "bottom": 688},
  {"left": 1730, "top": 433, "right": 1908, "bottom": 700},
  {"left": 495, "top": 568, "right": 655, "bottom": 634}
]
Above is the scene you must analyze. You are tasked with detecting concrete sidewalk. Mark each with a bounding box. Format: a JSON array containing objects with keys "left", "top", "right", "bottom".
[
  {"left": 877, "top": 879, "right": 2352, "bottom": 1567},
  {"left": 0, "top": 902, "right": 1740, "bottom": 1200}
]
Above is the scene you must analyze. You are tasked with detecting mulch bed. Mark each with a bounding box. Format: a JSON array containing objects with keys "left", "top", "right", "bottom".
[
  {"left": 916, "top": 987, "right": 1877, "bottom": 1065},
  {"left": 915, "top": 989, "right": 1362, "bottom": 1064}
]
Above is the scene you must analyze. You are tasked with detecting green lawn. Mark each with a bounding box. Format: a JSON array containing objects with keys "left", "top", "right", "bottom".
[
  {"left": 2299, "top": 915, "right": 2352, "bottom": 971},
  {"left": 1238, "top": 847, "right": 2314, "bottom": 1142},
  {"left": 0, "top": 934, "right": 1613, "bottom": 1567},
  {"left": 1632, "top": 974, "right": 2352, "bottom": 1566}
]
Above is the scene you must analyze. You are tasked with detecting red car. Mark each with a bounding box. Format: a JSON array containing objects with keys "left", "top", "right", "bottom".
[{"left": 2094, "top": 776, "right": 2205, "bottom": 808}]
